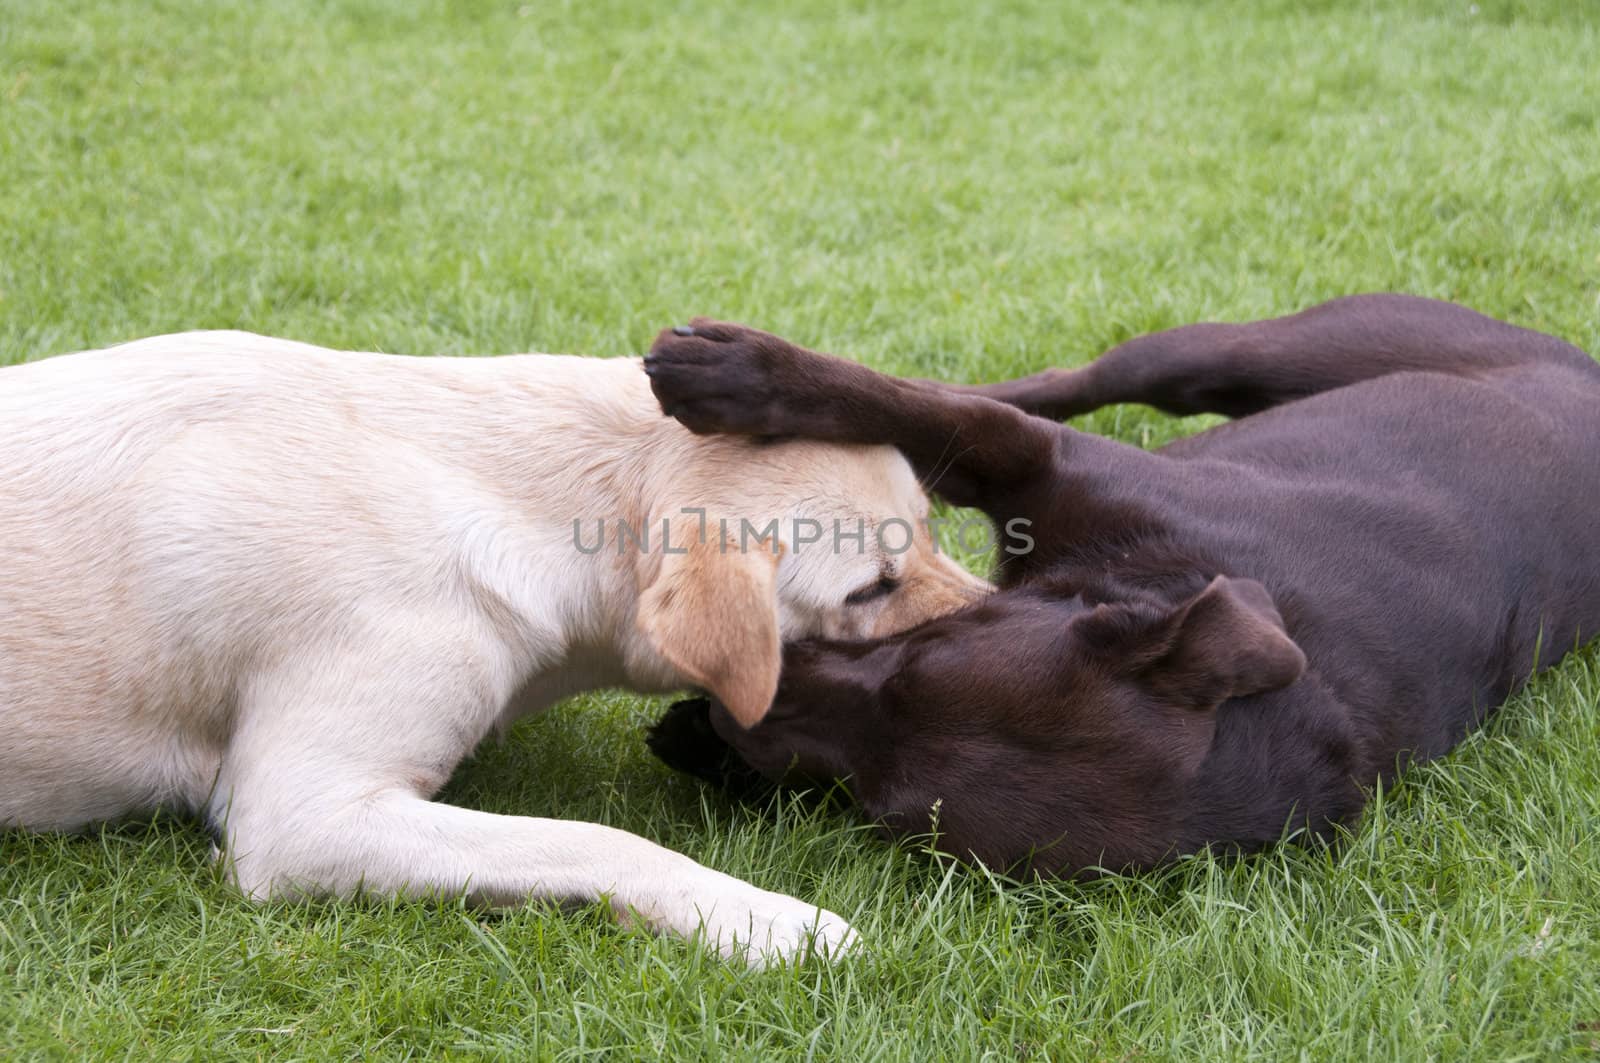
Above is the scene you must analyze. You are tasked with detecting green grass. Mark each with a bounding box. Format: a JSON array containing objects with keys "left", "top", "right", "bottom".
[{"left": 4, "top": 0, "right": 1600, "bottom": 1057}]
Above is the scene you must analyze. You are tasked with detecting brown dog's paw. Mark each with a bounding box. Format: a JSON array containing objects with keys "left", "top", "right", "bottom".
[{"left": 643, "top": 318, "right": 810, "bottom": 437}]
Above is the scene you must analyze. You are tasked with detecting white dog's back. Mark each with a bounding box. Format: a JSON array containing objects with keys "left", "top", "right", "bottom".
[{"left": 1, "top": 333, "right": 642, "bottom": 827}]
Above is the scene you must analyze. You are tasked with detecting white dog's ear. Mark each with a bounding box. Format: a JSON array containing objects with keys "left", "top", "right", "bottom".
[{"left": 638, "top": 525, "right": 784, "bottom": 729}]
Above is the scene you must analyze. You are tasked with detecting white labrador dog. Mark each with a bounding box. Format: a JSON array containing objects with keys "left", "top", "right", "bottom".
[{"left": 0, "top": 331, "right": 986, "bottom": 964}]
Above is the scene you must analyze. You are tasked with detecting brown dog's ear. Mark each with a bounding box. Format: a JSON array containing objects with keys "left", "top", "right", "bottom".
[
  {"left": 1139, "top": 576, "right": 1306, "bottom": 709},
  {"left": 637, "top": 526, "right": 784, "bottom": 729}
]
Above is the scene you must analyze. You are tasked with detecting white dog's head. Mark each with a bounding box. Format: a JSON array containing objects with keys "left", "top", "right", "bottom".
[{"left": 635, "top": 437, "right": 991, "bottom": 728}]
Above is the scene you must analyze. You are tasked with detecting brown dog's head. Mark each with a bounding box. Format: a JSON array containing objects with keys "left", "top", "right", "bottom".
[{"left": 650, "top": 575, "right": 1306, "bottom": 876}]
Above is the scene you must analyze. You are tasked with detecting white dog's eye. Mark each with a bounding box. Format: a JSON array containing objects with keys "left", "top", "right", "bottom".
[{"left": 845, "top": 574, "right": 900, "bottom": 606}]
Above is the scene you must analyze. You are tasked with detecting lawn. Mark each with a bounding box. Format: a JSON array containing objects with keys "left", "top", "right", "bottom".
[{"left": 3, "top": 0, "right": 1600, "bottom": 1057}]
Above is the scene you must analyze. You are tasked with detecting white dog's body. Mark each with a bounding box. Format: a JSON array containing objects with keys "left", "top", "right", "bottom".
[{"left": 0, "top": 331, "right": 983, "bottom": 963}]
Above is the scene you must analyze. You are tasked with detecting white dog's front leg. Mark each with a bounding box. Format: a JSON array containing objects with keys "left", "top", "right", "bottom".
[
  {"left": 221, "top": 792, "right": 857, "bottom": 967},
  {"left": 212, "top": 623, "right": 856, "bottom": 966}
]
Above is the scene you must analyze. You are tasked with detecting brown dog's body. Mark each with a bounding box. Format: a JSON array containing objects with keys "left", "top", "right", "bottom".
[{"left": 642, "top": 295, "right": 1600, "bottom": 875}]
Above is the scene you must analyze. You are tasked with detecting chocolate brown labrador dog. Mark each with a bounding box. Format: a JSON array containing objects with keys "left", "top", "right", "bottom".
[{"left": 641, "top": 295, "right": 1600, "bottom": 876}]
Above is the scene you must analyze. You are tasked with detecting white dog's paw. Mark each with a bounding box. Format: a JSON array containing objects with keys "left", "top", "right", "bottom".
[{"left": 695, "top": 885, "right": 860, "bottom": 968}]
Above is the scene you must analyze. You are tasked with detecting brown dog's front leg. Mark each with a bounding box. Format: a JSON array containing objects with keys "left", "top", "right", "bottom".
[{"left": 645, "top": 319, "right": 1062, "bottom": 512}]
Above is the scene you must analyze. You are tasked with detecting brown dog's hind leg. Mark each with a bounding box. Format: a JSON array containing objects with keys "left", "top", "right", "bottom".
[{"left": 957, "top": 294, "right": 1594, "bottom": 421}]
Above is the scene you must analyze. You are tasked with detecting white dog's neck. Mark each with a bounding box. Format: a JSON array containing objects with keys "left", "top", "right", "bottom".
[{"left": 441, "top": 355, "right": 758, "bottom": 717}]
